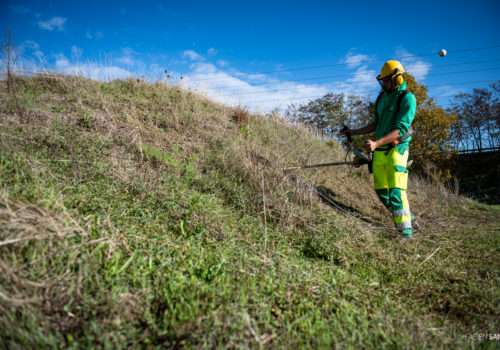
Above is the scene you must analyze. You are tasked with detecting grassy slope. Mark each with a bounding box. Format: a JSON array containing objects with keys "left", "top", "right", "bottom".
[{"left": 0, "top": 75, "right": 498, "bottom": 349}]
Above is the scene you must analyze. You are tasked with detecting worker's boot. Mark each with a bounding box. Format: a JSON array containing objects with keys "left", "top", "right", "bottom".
[
  {"left": 410, "top": 212, "right": 420, "bottom": 230},
  {"left": 400, "top": 228, "right": 412, "bottom": 238}
]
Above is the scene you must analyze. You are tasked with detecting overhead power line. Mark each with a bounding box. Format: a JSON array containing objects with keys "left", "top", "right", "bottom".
[
  {"left": 193, "top": 67, "right": 500, "bottom": 99},
  {"left": 192, "top": 61, "right": 500, "bottom": 91},
  {"left": 217, "top": 59, "right": 500, "bottom": 96},
  {"left": 227, "top": 81, "right": 498, "bottom": 106},
  {"left": 215, "top": 79, "right": 499, "bottom": 98},
  {"left": 186, "top": 45, "right": 500, "bottom": 83}
]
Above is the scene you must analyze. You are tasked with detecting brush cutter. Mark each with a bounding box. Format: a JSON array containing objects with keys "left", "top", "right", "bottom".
[{"left": 284, "top": 126, "right": 372, "bottom": 171}]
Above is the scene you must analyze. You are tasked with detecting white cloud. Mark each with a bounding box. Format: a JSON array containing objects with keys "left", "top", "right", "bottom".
[
  {"left": 182, "top": 48, "right": 438, "bottom": 113},
  {"left": 182, "top": 61, "right": 330, "bottom": 113},
  {"left": 177, "top": 47, "right": 401, "bottom": 113},
  {"left": 183, "top": 50, "right": 204, "bottom": 61},
  {"left": 405, "top": 60, "right": 431, "bottom": 79},
  {"left": 38, "top": 17, "right": 67, "bottom": 31},
  {"left": 395, "top": 47, "right": 432, "bottom": 80},
  {"left": 344, "top": 65, "right": 379, "bottom": 94},
  {"left": 342, "top": 51, "right": 372, "bottom": 69},
  {"left": 190, "top": 62, "right": 217, "bottom": 74},
  {"left": 207, "top": 48, "right": 217, "bottom": 56}
]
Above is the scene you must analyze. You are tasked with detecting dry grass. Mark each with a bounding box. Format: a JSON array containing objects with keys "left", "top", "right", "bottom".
[
  {"left": 231, "top": 105, "right": 250, "bottom": 126},
  {"left": 0, "top": 193, "right": 87, "bottom": 337}
]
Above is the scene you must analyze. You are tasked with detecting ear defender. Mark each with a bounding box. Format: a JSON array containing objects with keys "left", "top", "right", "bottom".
[
  {"left": 395, "top": 74, "right": 404, "bottom": 85},
  {"left": 392, "top": 67, "right": 404, "bottom": 86}
]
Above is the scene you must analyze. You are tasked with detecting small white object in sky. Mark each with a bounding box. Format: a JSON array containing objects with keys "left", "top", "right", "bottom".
[{"left": 438, "top": 49, "right": 447, "bottom": 57}]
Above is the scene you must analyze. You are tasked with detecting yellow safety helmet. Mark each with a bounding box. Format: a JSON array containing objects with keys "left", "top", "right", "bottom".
[{"left": 377, "top": 60, "right": 405, "bottom": 86}]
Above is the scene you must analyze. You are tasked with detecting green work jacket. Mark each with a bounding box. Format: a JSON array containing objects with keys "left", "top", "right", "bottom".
[{"left": 373, "top": 81, "right": 416, "bottom": 153}]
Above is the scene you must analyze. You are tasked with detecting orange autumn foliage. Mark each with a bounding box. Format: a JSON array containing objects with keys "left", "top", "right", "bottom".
[{"left": 404, "top": 73, "right": 458, "bottom": 179}]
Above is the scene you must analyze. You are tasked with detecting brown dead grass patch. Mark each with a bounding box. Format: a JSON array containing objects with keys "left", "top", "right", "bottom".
[{"left": 231, "top": 106, "right": 249, "bottom": 126}]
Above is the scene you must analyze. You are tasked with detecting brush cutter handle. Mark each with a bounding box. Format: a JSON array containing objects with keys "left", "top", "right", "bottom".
[
  {"left": 341, "top": 125, "right": 371, "bottom": 163},
  {"left": 341, "top": 125, "right": 352, "bottom": 142}
]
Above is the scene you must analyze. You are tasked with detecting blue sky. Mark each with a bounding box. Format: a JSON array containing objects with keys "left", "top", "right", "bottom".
[{"left": 2, "top": 0, "right": 500, "bottom": 112}]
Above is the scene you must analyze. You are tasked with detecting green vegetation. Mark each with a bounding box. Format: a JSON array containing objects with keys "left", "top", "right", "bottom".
[{"left": 0, "top": 75, "right": 499, "bottom": 349}]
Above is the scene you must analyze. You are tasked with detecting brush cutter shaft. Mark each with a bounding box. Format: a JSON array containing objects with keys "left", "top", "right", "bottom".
[{"left": 284, "top": 161, "right": 353, "bottom": 170}]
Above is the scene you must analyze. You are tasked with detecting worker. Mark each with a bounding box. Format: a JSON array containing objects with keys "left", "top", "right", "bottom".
[{"left": 340, "top": 60, "right": 418, "bottom": 238}]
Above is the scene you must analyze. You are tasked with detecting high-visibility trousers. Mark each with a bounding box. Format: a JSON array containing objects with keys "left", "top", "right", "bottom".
[{"left": 372, "top": 147, "right": 412, "bottom": 234}]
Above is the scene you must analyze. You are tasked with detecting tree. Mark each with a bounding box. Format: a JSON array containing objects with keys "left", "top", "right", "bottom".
[
  {"left": 491, "top": 81, "right": 500, "bottom": 145},
  {"left": 449, "top": 82, "right": 500, "bottom": 150},
  {"left": 403, "top": 73, "right": 458, "bottom": 176},
  {"left": 345, "top": 94, "right": 372, "bottom": 128},
  {"left": 285, "top": 93, "right": 371, "bottom": 139}
]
